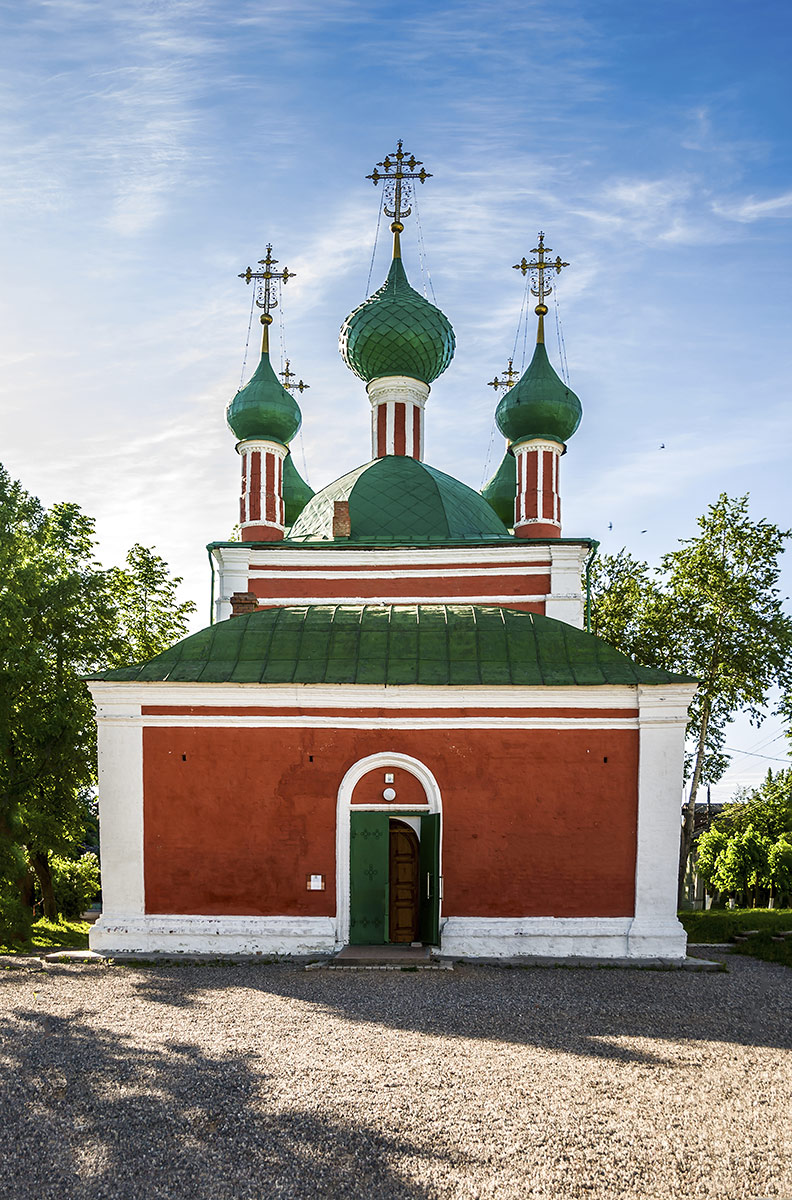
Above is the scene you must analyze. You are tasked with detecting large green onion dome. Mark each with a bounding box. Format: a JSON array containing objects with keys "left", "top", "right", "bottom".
[
  {"left": 289, "top": 455, "right": 510, "bottom": 544},
  {"left": 226, "top": 350, "right": 302, "bottom": 446},
  {"left": 481, "top": 449, "right": 516, "bottom": 526},
  {"left": 283, "top": 452, "right": 314, "bottom": 527},
  {"left": 339, "top": 257, "right": 455, "bottom": 385},
  {"left": 495, "top": 342, "right": 582, "bottom": 446}
]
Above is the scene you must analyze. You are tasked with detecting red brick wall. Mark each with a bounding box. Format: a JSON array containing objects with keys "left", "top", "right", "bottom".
[{"left": 142, "top": 724, "right": 639, "bottom": 919}]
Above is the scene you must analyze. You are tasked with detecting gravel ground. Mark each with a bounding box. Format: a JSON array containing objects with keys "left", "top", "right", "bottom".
[{"left": 1, "top": 954, "right": 790, "bottom": 1200}]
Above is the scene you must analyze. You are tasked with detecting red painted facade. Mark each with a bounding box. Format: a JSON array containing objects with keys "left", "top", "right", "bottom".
[{"left": 142, "top": 722, "right": 639, "bottom": 920}]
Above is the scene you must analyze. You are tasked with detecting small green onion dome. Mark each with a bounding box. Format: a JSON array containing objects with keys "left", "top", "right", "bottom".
[
  {"left": 495, "top": 342, "right": 582, "bottom": 446},
  {"left": 226, "top": 351, "right": 302, "bottom": 445},
  {"left": 339, "top": 257, "right": 455, "bottom": 385},
  {"left": 481, "top": 449, "right": 516, "bottom": 527},
  {"left": 283, "top": 452, "right": 315, "bottom": 527}
]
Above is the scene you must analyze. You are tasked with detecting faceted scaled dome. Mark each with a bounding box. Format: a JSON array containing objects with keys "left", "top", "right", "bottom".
[
  {"left": 288, "top": 455, "right": 510, "bottom": 543},
  {"left": 283, "top": 452, "right": 314, "bottom": 527},
  {"left": 495, "top": 342, "right": 582, "bottom": 445},
  {"left": 226, "top": 351, "right": 302, "bottom": 445},
  {"left": 481, "top": 450, "right": 516, "bottom": 526},
  {"left": 340, "top": 258, "right": 455, "bottom": 385}
]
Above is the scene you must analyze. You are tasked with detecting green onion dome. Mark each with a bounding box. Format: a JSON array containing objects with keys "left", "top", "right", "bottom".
[
  {"left": 289, "top": 455, "right": 510, "bottom": 544},
  {"left": 481, "top": 449, "right": 516, "bottom": 526},
  {"left": 283, "top": 452, "right": 315, "bottom": 527},
  {"left": 495, "top": 342, "right": 582, "bottom": 446},
  {"left": 339, "top": 257, "right": 455, "bottom": 385},
  {"left": 226, "top": 350, "right": 302, "bottom": 445}
]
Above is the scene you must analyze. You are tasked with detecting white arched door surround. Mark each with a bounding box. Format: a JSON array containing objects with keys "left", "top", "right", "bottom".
[{"left": 335, "top": 751, "right": 443, "bottom": 947}]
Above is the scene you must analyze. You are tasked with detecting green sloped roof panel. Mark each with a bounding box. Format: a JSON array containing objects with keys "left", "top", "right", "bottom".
[{"left": 89, "top": 605, "right": 695, "bottom": 689}]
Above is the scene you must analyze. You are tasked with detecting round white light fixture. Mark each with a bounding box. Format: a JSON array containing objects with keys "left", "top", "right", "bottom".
[{"left": 382, "top": 787, "right": 397, "bottom": 801}]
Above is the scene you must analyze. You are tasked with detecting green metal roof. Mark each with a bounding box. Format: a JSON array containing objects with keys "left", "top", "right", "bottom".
[
  {"left": 481, "top": 449, "right": 516, "bottom": 526},
  {"left": 288, "top": 455, "right": 511, "bottom": 544},
  {"left": 226, "top": 351, "right": 302, "bottom": 445},
  {"left": 339, "top": 257, "right": 455, "bottom": 385},
  {"left": 88, "top": 604, "right": 694, "bottom": 687},
  {"left": 496, "top": 342, "right": 582, "bottom": 446}
]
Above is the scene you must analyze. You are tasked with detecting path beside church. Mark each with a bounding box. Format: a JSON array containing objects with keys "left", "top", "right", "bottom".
[{"left": 1, "top": 955, "right": 789, "bottom": 1199}]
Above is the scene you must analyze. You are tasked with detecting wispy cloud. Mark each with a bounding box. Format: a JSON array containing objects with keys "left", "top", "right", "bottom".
[{"left": 713, "top": 190, "right": 792, "bottom": 223}]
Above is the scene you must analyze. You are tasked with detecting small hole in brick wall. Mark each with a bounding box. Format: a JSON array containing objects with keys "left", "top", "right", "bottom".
[
  {"left": 182, "top": 754, "right": 187, "bottom": 762},
  {"left": 603, "top": 757, "right": 608, "bottom": 763},
  {"left": 308, "top": 755, "right": 314, "bottom": 762}
]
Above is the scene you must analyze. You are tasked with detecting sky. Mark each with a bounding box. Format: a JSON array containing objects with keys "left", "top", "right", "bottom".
[{"left": 1, "top": 0, "right": 790, "bottom": 799}]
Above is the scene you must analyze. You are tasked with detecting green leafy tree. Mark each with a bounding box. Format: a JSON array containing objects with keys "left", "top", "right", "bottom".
[
  {"left": 590, "top": 495, "right": 792, "bottom": 900},
  {"left": 0, "top": 465, "right": 196, "bottom": 930},
  {"left": 109, "top": 544, "right": 196, "bottom": 665}
]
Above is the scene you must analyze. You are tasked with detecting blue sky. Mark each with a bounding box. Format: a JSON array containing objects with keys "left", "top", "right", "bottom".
[{"left": 1, "top": 0, "right": 790, "bottom": 797}]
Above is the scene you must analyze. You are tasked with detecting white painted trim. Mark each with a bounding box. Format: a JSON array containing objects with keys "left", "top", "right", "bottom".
[
  {"left": 109, "top": 715, "right": 639, "bottom": 731},
  {"left": 633, "top": 684, "right": 696, "bottom": 959},
  {"left": 367, "top": 377, "right": 430, "bottom": 408},
  {"left": 94, "top": 703, "right": 145, "bottom": 918},
  {"left": 89, "top": 915, "right": 336, "bottom": 957},
  {"left": 440, "top": 916, "right": 687, "bottom": 960},
  {"left": 213, "top": 544, "right": 586, "bottom": 569},
  {"left": 89, "top": 682, "right": 642, "bottom": 710},
  {"left": 248, "top": 565, "right": 553, "bottom": 579},
  {"left": 239, "top": 594, "right": 550, "bottom": 606},
  {"left": 335, "top": 752, "right": 442, "bottom": 947},
  {"left": 235, "top": 439, "right": 289, "bottom": 459}
]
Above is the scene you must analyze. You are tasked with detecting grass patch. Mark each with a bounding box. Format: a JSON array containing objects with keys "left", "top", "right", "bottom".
[
  {"left": 732, "top": 932, "right": 792, "bottom": 969},
  {"left": 0, "top": 917, "right": 90, "bottom": 956},
  {"left": 679, "top": 908, "right": 792, "bottom": 943}
]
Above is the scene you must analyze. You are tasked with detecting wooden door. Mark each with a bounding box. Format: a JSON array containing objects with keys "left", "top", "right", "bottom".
[
  {"left": 419, "top": 812, "right": 440, "bottom": 946},
  {"left": 389, "top": 819, "right": 420, "bottom": 943}
]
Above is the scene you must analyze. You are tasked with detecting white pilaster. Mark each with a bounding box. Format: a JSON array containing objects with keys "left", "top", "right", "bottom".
[
  {"left": 88, "top": 698, "right": 144, "bottom": 951},
  {"left": 545, "top": 542, "right": 588, "bottom": 628},
  {"left": 211, "top": 544, "right": 252, "bottom": 622},
  {"left": 629, "top": 684, "right": 696, "bottom": 959}
]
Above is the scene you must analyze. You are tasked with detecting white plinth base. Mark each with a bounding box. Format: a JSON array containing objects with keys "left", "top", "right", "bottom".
[
  {"left": 89, "top": 914, "right": 337, "bottom": 957},
  {"left": 440, "top": 916, "right": 687, "bottom": 960}
]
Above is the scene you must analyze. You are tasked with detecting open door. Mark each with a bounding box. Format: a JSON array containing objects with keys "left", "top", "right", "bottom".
[
  {"left": 349, "top": 811, "right": 389, "bottom": 944},
  {"left": 419, "top": 812, "right": 440, "bottom": 946}
]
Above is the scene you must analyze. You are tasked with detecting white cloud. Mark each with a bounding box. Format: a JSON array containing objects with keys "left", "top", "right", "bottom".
[{"left": 713, "top": 191, "right": 792, "bottom": 223}]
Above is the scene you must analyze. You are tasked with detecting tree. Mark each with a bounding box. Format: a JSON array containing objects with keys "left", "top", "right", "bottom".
[
  {"left": 590, "top": 494, "right": 792, "bottom": 901},
  {"left": 109, "top": 544, "right": 196, "bottom": 665},
  {"left": 0, "top": 464, "right": 196, "bottom": 928}
]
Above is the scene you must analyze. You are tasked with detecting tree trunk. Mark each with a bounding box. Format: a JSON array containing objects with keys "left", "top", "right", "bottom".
[
  {"left": 29, "top": 849, "right": 58, "bottom": 920},
  {"left": 678, "top": 696, "right": 712, "bottom": 906},
  {"left": 17, "top": 865, "right": 35, "bottom": 910}
]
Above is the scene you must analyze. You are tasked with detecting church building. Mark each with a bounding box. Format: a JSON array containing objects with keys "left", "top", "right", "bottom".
[{"left": 88, "top": 145, "right": 695, "bottom": 961}]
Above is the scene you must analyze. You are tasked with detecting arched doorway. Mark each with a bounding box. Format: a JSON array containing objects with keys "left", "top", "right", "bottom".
[{"left": 336, "top": 753, "right": 442, "bottom": 948}]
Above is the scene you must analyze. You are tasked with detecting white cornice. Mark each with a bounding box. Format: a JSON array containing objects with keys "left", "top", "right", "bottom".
[{"left": 89, "top": 681, "right": 641, "bottom": 710}]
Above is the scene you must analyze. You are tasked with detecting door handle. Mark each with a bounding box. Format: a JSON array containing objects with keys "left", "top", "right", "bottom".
[{"left": 426, "top": 872, "right": 431, "bottom": 899}]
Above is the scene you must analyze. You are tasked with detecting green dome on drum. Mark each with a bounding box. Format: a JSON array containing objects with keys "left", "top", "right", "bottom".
[
  {"left": 289, "top": 455, "right": 510, "bottom": 544},
  {"left": 481, "top": 450, "right": 516, "bottom": 527},
  {"left": 339, "top": 257, "right": 455, "bottom": 385},
  {"left": 495, "top": 342, "right": 582, "bottom": 446},
  {"left": 226, "top": 351, "right": 302, "bottom": 445},
  {"left": 283, "top": 452, "right": 314, "bottom": 527}
]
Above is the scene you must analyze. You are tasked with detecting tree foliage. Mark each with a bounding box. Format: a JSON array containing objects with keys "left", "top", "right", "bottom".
[
  {"left": 0, "top": 464, "right": 195, "bottom": 932},
  {"left": 590, "top": 494, "right": 792, "bottom": 897}
]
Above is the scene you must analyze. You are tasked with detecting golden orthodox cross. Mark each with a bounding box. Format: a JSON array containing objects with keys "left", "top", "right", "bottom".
[
  {"left": 279, "top": 360, "right": 310, "bottom": 394},
  {"left": 487, "top": 358, "right": 521, "bottom": 393},
  {"left": 367, "top": 140, "right": 432, "bottom": 253},
  {"left": 513, "top": 232, "right": 569, "bottom": 342},
  {"left": 238, "top": 243, "right": 295, "bottom": 352}
]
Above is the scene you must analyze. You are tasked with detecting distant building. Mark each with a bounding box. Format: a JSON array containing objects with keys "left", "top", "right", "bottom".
[{"left": 88, "top": 148, "right": 695, "bottom": 960}]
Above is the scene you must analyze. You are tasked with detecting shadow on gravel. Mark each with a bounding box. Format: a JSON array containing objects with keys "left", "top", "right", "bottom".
[
  {"left": 125, "top": 957, "right": 792, "bottom": 1066},
  {"left": 0, "top": 1006, "right": 438, "bottom": 1200}
]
